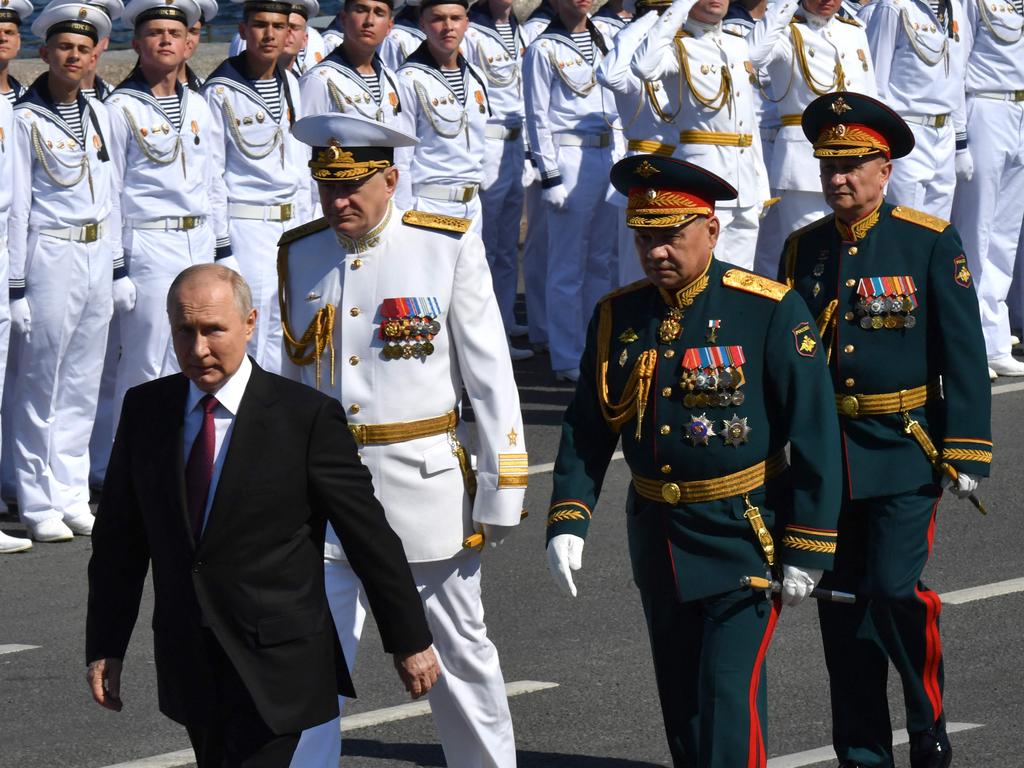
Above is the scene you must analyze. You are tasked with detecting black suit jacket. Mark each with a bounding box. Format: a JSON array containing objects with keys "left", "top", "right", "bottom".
[{"left": 86, "top": 361, "right": 432, "bottom": 733}]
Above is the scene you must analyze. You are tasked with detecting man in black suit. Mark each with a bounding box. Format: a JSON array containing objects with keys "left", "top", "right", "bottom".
[{"left": 85, "top": 264, "right": 440, "bottom": 767}]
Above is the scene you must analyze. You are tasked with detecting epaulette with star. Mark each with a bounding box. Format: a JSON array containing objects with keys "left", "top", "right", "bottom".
[
  {"left": 722, "top": 269, "right": 789, "bottom": 302},
  {"left": 279, "top": 217, "right": 329, "bottom": 246},
  {"left": 401, "top": 210, "right": 471, "bottom": 235},
  {"left": 891, "top": 205, "right": 949, "bottom": 233}
]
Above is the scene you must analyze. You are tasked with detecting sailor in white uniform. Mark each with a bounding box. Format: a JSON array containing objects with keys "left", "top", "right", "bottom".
[
  {"left": 281, "top": 112, "right": 525, "bottom": 768},
  {"left": 229, "top": 1, "right": 327, "bottom": 79},
  {"left": 381, "top": 0, "right": 426, "bottom": 67},
  {"left": 182, "top": 0, "right": 217, "bottom": 89},
  {"left": 0, "top": 0, "right": 31, "bottom": 106}
]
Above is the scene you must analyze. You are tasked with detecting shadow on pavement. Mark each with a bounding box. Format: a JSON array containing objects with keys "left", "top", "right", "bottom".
[{"left": 342, "top": 739, "right": 666, "bottom": 767}]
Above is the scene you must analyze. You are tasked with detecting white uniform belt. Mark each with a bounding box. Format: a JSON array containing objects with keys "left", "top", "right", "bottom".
[
  {"left": 38, "top": 220, "right": 106, "bottom": 243},
  {"left": 129, "top": 215, "right": 206, "bottom": 231},
  {"left": 228, "top": 202, "right": 296, "bottom": 222},
  {"left": 484, "top": 124, "right": 523, "bottom": 141},
  {"left": 554, "top": 131, "right": 611, "bottom": 148},
  {"left": 971, "top": 90, "right": 1024, "bottom": 102},
  {"left": 901, "top": 113, "right": 951, "bottom": 128},
  {"left": 414, "top": 183, "right": 479, "bottom": 203}
]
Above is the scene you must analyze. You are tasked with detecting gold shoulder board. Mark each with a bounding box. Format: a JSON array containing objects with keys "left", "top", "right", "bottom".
[
  {"left": 279, "top": 216, "right": 329, "bottom": 246},
  {"left": 784, "top": 213, "right": 834, "bottom": 245},
  {"left": 722, "top": 269, "right": 789, "bottom": 302},
  {"left": 402, "top": 210, "right": 471, "bottom": 235},
  {"left": 600, "top": 278, "right": 649, "bottom": 304},
  {"left": 835, "top": 14, "right": 862, "bottom": 25},
  {"left": 891, "top": 206, "right": 949, "bottom": 233}
]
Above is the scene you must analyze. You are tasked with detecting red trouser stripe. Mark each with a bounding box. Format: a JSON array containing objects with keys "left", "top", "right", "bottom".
[
  {"left": 747, "top": 596, "right": 781, "bottom": 768},
  {"left": 915, "top": 498, "right": 944, "bottom": 721}
]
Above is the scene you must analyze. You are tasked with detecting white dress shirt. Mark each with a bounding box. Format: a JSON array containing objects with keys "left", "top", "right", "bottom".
[{"left": 182, "top": 353, "right": 252, "bottom": 532}]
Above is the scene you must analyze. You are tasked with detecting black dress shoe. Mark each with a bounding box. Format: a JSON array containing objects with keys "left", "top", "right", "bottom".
[{"left": 910, "top": 716, "right": 953, "bottom": 768}]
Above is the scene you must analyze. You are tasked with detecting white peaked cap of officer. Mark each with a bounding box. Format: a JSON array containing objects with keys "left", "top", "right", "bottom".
[
  {"left": 123, "top": 0, "right": 202, "bottom": 28},
  {"left": 292, "top": 113, "right": 418, "bottom": 182},
  {"left": 31, "top": 0, "right": 113, "bottom": 40}
]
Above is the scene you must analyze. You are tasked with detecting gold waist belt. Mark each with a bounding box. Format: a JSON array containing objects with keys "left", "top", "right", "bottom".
[
  {"left": 780, "top": 114, "right": 803, "bottom": 126},
  {"left": 678, "top": 130, "right": 753, "bottom": 147},
  {"left": 627, "top": 139, "right": 677, "bottom": 156},
  {"left": 348, "top": 410, "right": 457, "bottom": 445},
  {"left": 632, "top": 450, "right": 788, "bottom": 505},
  {"left": 836, "top": 381, "right": 940, "bottom": 419}
]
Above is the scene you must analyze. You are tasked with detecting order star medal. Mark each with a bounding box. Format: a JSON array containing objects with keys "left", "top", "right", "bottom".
[
  {"left": 659, "top": 308, "right": 683, "bottom": 344},
  {"left": 722, "top": 414, "right": 751, "bottom": 447},
  {"left": 686, "top": 413, "right": 716, "bottom": 446}
]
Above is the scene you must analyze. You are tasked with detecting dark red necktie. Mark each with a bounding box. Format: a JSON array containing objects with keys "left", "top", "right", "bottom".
[{"left": 186, "top": 394, "right": 219, "bottom": 541}]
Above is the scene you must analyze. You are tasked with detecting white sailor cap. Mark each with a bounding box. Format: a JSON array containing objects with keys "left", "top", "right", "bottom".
[
  {"left": 123, "top": 0, "right": 201, "bottom": 27},
  {"left": 287, "top": 0, "right": 317, "bottom": 18},
  {"left": 230, "top": 0, "right": 292, "bottom": 15},
  {"left": 292, "top": 113, "right": 418, "bottom": 182},
  {"left": 41, "top": 0, "right": 123, "bottom": 26},
  {"left": 0, "top": 0, "right": 36, "bottom": 24},
  {"left": 31, "top": 0, "right": 113, "bottom": 40},
  {"left": 194, "top": 0, "right": 217, "bottom": 22}
]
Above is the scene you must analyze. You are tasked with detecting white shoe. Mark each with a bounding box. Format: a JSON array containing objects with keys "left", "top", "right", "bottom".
[
  {"left": 989, "top": 356, "right": 1024, "bottom": 377},
  {"left": 0, "top": 530, "right": 32, "bottom": 554},
  {"left": 508, "top": 323, "right": 530, "bottom": 337},
  {"left": 65, "top": 513, "right": 95, "bottom": 536},
  {"left": 28, "top": 518, "right": 75, "bottom": 543},
  {"left": 989, "top": 366, "right": 998, "bottom": 382},
  {"left": 509, "top": 344, "right": 534, "bottom": 361},
  {"left": 554, "top": 368, "right": 580, "bottom": 383},
  {"left": 1011, "top": 334, "right": 1020, "bottom": 347}
]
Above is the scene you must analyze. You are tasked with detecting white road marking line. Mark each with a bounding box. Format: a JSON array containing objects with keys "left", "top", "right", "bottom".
[
  {"left": 767, "top": 722, "right": 982, "bottom": 768},
  {"left": 0, "top": 644, "right": 39, "bottom": 655},
  {"left": 992, "top": 381, "right": 1024, "bottom": 395},
  {"left": 528, "top": 451, "right": 622, "bottom": 476},
  {"left": 97, "top": 681, "right": 559, "bottom": 768},
  {"left": 940, "top": 577, "right": 1024, "bottom": 605}
]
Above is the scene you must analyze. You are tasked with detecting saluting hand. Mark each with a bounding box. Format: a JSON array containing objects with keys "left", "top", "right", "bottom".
[
  {"left": 87, "top": 658, "right": 124, "bottom": 712},
  {"left": 394, "top": 647, "right": 441, "bottom": 700}
]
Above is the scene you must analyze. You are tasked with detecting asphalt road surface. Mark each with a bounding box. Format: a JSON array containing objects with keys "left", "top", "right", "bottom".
[{"left": 2, "top": 351, "right": 1022, "bottom": 768}]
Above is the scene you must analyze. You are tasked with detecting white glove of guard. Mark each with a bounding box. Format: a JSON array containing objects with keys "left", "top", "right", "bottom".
[
  {"left": 781, "top": 564, "right": 823, "bottom": 607},
  {"left": 546, "top": 533, "right": 584, "bottom": 597},
  {"left": 111, "top": 276, "right": 137, "bottom": 313},
  {"left": 542, "top": 184, "right": 569, "bottom": 211},
  {"left": 944, "top": 471, "right": 979, "bottom": 499},
  {"left": 955, "top": 149, "right": 974, "bottom": 182},
  {"left": 480, "top": 523, "right": 515, "bottom": 549},
  {"left": 521, "top": 161, "right": 537, "bottom": 189},
  {"left": 216, "top": 255, "right": 242, "bottom": 274},
  {"left": 11, "top": 297, "right": 31, "bottom": 339}
]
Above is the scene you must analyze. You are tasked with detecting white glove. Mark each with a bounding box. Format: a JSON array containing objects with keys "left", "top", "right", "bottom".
[
  {"left": 111, "top": 276, "right": 137, "bottom": 313},
  {"left": 542, "top": 184, "right": 569, "bottom": 211},
  {"left": 521, "top": 161, "right": 537, "bottom": 188},
  {"left": 480, "top": 523, "right": 516, "bottom": 549},
  {"left": 216, "top": 255, "right": 242, "bottom": 273},
  {"left": 955, "top": 149, "right": 974, "bottom": 182},
  {"left": 546, "top": 533, "right": 584, "bottom": 597},
  {"left": 944, "top": 471, "right": 979, "bottom": 499},
  {"left": 10, "top": 297, "right": 31, "bottom": 339},
  {"left": 780, "top": 565, "right": 823, "bottom": 607}
]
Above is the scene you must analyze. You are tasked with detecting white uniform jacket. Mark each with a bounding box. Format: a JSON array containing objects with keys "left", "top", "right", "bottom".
[
  {"left": 279, "top": 205, "right": 528, "bottom": 562},
  {"left": 393, "top": 45, "right": 490, "bottom": 204},
  {"left": 522, "top": 17, "right": 618, "bottom": 189},
  {"left": 748, "top": 0, "right": 878, "bottom": 191},
  {"left": 463, "top": 6, "right": 527, "bottom": 128},
  {"left": 959, "top": 0, "right": 1024, "bottom": 92},
  {"left": 321, "top": 15, "right": 344, "bottom": 57},
  {"left": 381, "top": 14, "right": 426, "bottom": 71},
  {"left": 203, "top": 58, "right": 312, "bottom": 229},
  {"left": 300, "top": 48, "right": 403, "bottom": 124},
  {"left": 521, "top": 3, "right": 556, "bottom": 46},
  {"left": 0, "top": 96, "right": 11, "bottom": 240},
  {"left": 591, "top": 5, "right": 628, "bottom": 41},
  {"left": 632, "top": 0, "right": 770, "bottom": 207},
  {"left": 9, "top": 77, "right": 121, "bottom": 297},
  {"left": 106, "top": 70, "right": 227, "bottom": 257},
  {"left": 722, "top": 5, "right": 781, "bottom": 133}
]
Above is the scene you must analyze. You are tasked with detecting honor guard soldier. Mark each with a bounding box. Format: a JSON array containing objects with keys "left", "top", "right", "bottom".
[
  {"left": 229, "top": 0, "right": 327, "bottom": 79},
  {"left": 782, "top": 92, "right": 991, "bottom": 768},
  {"left": 523, "top": 0, "right": 619, "bottom": 381},
  {"left": 181, "top": 0, "right": 217, "bottom": 89},
  {"left": 392, "top": 0, "right": 490, "bottom": 228},
  {"left": 7, "top": 1, "right": 127, "bottom": 543},
  {"left": 0, "top": 0, "right": 31, "bottom": 105},
  {"left": 861, "top": 0, "right": 968, "bottom": 219},
  {"left": 101, "top": 0, "right": 231, "bottom": 475},
  {"left": 632, "top": 0, "right": 771, "bottom": 271},
  {"left": 381, "top": 0, "right": 426, "bottom": 68},
  {"left": 950, "top": 0, "right": 1024, "bottom": 377},
  {"left": 463, "top": 0, "right": 534, "bottom": 354},
  {"left": 203, "top": 0, "right": 311, "bottom": 374},
  {"left": 299, "top": 0, "right": 402, "bottom": 122},
  {"left": 747, "top": 0, "right": 877, "bottom": 277},
  {"left": 279, "top": 113, "right": 526, "bottom": 767},
  {"left": 546, "top": 154, "right": 841, "bottom": 767}
]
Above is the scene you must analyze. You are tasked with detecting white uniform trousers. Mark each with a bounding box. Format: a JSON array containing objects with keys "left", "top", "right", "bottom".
[
  {"left": 0, "top": 239, "right": 11, "bottom": 502},
  {"left": 713, "top": 204, "right": 760, "bottom": 271},
  {"left": 300, "top": 554, "right": 516, "bottom": 768},
  {"left": 13, "top": 232, "right": 112, "bottom": 526},
  {"left": 522, "top": 177, "right": 549, "bottom": 346},
  {"left": 113, "top": 226, "right": 215, "bottom": 432},
  {"left": 480, "top": 134, "right": 526, "bottom": 332},
  {"left": 88, "top": 316, "right": 119, "bottom": 488},
  {"left": 886, "top": 122, "right": 956, "bottom": 219},
  {"left": 547, "top": 144, "right": 616, "bottom": 372},
  {"left": 410, "top": 193, "right": 483, "bottom": 237},
  {"left": 753, "top": 190, "right": 829, "bottom": 279},
  {"left": 951, "top": 97, "right": 1024, "bottom": 362},
  {"left": 229, "top": 217, "right": 288, "bottom": 374}
]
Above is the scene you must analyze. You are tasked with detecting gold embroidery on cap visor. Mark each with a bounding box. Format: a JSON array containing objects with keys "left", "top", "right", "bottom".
[
  {"left": 309, "top": 144, "right": 392, "bottom": 182},
  {"left": 626, "top": 188, "right": 712, "bottom": 229},
  {"left": 813, "top": 123, "right": 891, "bottom": 158}
]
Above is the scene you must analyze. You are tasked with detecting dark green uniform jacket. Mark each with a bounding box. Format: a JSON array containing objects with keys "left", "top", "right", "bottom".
[
  {"left": 547, "top": 258, "right": 842, "bottom": 601},
  {"left": 781, "top": 202, "right": 993, "bottom": 499}
]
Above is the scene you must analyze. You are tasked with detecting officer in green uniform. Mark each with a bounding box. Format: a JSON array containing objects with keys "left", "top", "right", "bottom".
[
  {"left": 780, "top": 92, "right": 993, "bottom": 768},
  {"left": 545, "top": 155, "right": 843, "bottom": 768}
]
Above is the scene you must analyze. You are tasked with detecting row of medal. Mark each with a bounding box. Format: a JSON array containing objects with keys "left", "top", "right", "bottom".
[
  {"left": 379, "top": 296, "right": 442, "bottom": 360},
  {"left": 854, "top": 276, "right": 919, "bottom": 330},
  {"left": 679, "top": 346, "right": 747, "bottom": 408},
  {"left": 685, "top": 413, "right": 752, "bottom": 447}
]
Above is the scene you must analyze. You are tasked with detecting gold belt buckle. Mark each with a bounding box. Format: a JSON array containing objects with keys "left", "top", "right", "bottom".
[
  {"left": 661, "top": 482, "right": 681, "bottom": 505},
  {"left": 1015, "top": 90, "right": 1024, "bottom": 102},
  {"left": 279, "top": 202, "right": 293, "bottom": 221},
  {"left": 348, "top": 424, "right": 366, "bottom": 444},
  {"left": 82, "top": 222, "right": 99, "bottom": 243},
  {"left": 839, "top": 395, "right": 860, "bottom": 418},
  {"left": 181, "top": 216, "right": 198, "bottom": 230},
  {"left": 739, "top": 134, "right": 753, "bottom": 147},
  {"left": 458, "top": 186, "right": 474, "bottom": 203},
  {"left": 933, "top": 114, "right": 948, "bottom": 128}
]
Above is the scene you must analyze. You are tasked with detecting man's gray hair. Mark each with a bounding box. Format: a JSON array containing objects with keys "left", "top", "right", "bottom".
[{"left": 166, "top": 264, "right": 254, "bottom": 320}]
